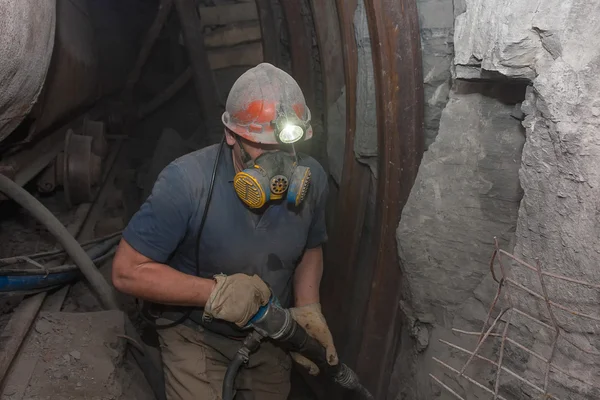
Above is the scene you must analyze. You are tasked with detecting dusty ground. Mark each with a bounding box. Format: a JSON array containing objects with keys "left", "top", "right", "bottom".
[{"left": 1, "top": 311, "right": 154, "bottom": 400}]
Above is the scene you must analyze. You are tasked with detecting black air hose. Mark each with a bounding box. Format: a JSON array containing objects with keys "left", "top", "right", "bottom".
[
  {"left": 222, "top": 353, "right": 244, "bottom": 400},
  {"left": 222, "top": 331, "right": 263, "bottom": 400},
  {"left": 0, "top": 174, "right": 119, "bottom": 310}
]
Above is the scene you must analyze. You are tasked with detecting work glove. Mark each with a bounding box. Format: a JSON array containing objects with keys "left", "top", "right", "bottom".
[
  {"left": 203, "top": 273, "right": 271, "bottom": 327},
  {"left": 289, "top": 303, "right": 339, "bottom": 375}
]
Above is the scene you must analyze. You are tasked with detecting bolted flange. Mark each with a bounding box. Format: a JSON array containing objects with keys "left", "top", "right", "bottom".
[{"left": 60, "top": 129, "right": 103, "bottom": 207}]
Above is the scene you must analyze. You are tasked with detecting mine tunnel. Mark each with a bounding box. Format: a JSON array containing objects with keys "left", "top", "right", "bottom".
[{"left": 1, "top": 0, "right": 599, "bottom": 399}]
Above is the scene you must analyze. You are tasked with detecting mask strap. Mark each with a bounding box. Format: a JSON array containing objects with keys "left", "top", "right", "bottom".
[{"left": 234, "top": 134, "right": 254, "bottom": 169}]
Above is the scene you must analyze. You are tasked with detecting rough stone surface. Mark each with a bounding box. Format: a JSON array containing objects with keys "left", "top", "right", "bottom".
[
  {"left": 417, "top": 0, "right": 455, "bottom": 147},
  {"left": 397, "top": 87, "right": 524, "bottom": 319},
  {"left": 392, "top": 86, "right": 525, "bottom": 399},
  {"left": 453, "top": 0, "right": 582, "bottom": 80},
  {"left": 0, "top": 1, "right": 55, "bottom": 142},
  {"left": 394, "top": 1, "right": 600, "bottom": 398},
  {"left": 509, "top": 10, "right": 600, "bottom": 397}
]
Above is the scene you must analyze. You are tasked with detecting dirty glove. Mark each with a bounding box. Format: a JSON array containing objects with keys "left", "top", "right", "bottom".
[
  {"left": 204, "top": 273, "right": 271, "bottom": 327},
  {"left": 289, "top": 303, "right": 338, "bottom": 375}
]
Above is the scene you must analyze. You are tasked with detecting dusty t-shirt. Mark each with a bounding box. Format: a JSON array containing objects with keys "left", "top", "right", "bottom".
[{"left": 122, "top": 142, "right": 328, "bottom": 321}]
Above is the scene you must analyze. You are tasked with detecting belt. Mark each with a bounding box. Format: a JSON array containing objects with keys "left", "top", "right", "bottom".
[{"left": 159, "top": 307, "right": 248, "bottom": 340}]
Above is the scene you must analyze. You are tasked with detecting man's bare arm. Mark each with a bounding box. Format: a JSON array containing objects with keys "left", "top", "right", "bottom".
[
  {"left": 293, "top": 245, "right": 323, "bottom": 307},
  {"left": 112, "top": 238, "right": 215, "bottom": 307}
]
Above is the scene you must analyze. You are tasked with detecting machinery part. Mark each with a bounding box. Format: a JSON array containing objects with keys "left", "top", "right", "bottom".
[
  {"left": 61, "top": 129, "right": 103, "bottom": 207},
  {"left": 82, "top": 115, "right": 108, "bottom": 158},
  {"left": 1, "top": 0, "right": 152, "bottom": 146},
  {"left": 0, "top": 104, "right": 110, "bottom": 194},
  {"left": 0, "top": 173, "right": 118, "bottom": 309},
  {"left": 36, "top": 160, "right": 57, "bottom": 193},
  {"left": 0, "top": 1, "right": 55, "bottom": 143},
  {"left": 32, "top": 0, "right": 100, "bottom": 139},
  {"left": 221, "top": 298, "right": 374, "bottom": 400}
]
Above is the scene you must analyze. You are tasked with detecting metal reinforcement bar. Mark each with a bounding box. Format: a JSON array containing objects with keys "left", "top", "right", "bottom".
[{"left": 431, "top": 238, "right": 600, "bottom": 399}]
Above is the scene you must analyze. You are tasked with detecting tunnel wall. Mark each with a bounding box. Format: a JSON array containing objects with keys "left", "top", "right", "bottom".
[
  {"left": 320, "top": 0, "right": 424, "bottom": 396},
  {"left": 417, "top": 0, "right": 454, "bottom": 148},
  {"left": 391, "top": 0, "right": 600, "bottom": 399},
  {"left": 325, "top": 0, "right": 454, "bottom": 184}
]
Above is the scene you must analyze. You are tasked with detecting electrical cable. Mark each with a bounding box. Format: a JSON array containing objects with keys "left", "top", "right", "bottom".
[
  {"left": 140, "top": 135, "right": 226, "bottom": 329},
  {"left": 0, "top": 174, "right": 119, "bottom": 309},
  {"left": 0, "top": 231, "right": 123, "bottom": 265},
  {"left": 0, "top": 247, "right": 118, "bottom": 292}
]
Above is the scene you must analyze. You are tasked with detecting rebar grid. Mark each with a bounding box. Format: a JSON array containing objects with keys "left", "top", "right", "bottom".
[{"left": 430, "top": 238, "right": 600, "bottom": 399}]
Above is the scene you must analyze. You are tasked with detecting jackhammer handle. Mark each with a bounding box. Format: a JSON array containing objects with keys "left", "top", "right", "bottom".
[
  {"left": 247, "top": 298, "right": 374, "bottom": 400},
  {"left": 283, "top": 323, "right": 374, "bottom": 399}
]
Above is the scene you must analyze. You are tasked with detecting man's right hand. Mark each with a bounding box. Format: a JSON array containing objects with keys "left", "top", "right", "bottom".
[{"left": 203, "top": 273, "right": 271, "bottom": 327}]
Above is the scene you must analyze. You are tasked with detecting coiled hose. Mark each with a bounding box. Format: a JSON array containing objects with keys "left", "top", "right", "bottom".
[{"left": 0, "top": 173, "right": 119, "bottom": 310}]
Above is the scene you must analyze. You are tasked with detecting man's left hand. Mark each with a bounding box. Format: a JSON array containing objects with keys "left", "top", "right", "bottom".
[{"left": 289, "top": 303, "right": 338, "bottom": 375}]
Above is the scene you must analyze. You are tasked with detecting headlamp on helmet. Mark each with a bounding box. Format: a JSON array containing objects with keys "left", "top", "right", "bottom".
[{"left": 272, "top": 105, "right": 311, "bottom": 145}]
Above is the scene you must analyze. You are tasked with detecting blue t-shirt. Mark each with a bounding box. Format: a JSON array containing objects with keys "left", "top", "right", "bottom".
[{"left": 122, "top": 143, "right": 329, "bottom": 309}]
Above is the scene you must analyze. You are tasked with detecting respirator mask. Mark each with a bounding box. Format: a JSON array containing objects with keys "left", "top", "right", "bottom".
[{"left": 233, "top": 105, "right": 312, "bottom": 209}]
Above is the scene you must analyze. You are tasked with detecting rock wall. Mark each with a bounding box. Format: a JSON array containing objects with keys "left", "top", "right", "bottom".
[
  {"left": 417, "top": 0, "right": 455, "bottom": 148},
  {"left": 392, "top": 83, "right": 526, "bottom": 399},
  {"left": 393, "top": 0, "right": 600, "bottom": 399},
  {"left": 509, "top": 1, "right": 600, "bottom": 397}
]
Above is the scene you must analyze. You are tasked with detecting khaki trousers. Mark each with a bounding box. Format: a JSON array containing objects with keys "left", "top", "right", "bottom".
[{"left": 156, "top": 320, "right": 292, "bottom": 400}]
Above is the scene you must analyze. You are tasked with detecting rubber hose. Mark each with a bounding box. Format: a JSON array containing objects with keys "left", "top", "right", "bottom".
[
  {"left": 0, "top": 174, "right": 119, "bottom": 310},
  {"left": 86, "top": 236, "right": 121, "bottom": 259},
  {"left": 0, "top": 242, "right": 119, "bottom": 276},
  {"left": 222, "top": 353, "right": 244, "bottom": 400}
]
